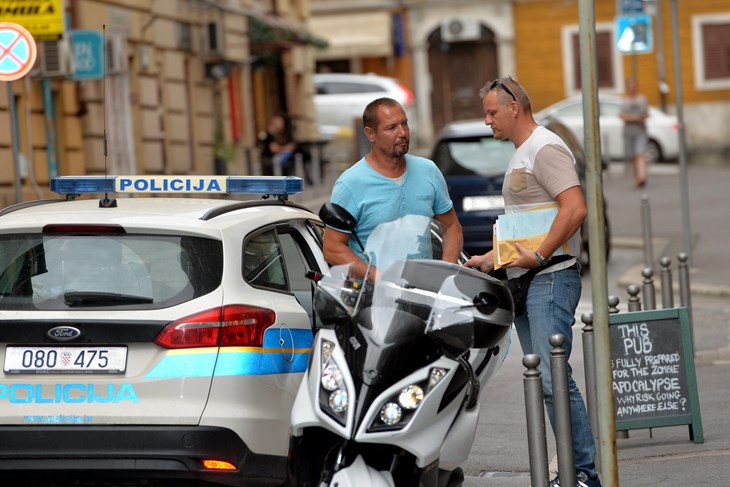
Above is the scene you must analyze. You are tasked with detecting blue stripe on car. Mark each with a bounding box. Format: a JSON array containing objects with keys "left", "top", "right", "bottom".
[{"left": 144, "top": 328, "right": 313, "bottom": 379}]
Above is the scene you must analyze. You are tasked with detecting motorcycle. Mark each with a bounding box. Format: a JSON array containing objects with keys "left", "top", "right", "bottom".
[{"left": 286, "top": 203, "right": 515, "bottom": 487}]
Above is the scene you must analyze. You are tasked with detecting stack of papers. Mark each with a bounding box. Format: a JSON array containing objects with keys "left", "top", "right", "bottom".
[{"left": 493, "top": 205, "right": 566, "bottom": 269}]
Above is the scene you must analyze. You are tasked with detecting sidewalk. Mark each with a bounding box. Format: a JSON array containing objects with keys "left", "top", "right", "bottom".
[{"left": 603, "top": 162, "right": 730, "bottom": 297}]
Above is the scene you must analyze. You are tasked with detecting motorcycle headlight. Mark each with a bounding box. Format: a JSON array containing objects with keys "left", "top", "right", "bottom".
[
  {"left": 321, "top": 363, "right": 342, "bottom": 391},
  {"left": 379, "top": 402, "right": 403, "bottom": 426},
  {"left": 328, "top": 389, "right": 348, "bottom": 413},
  {"left": 368, "top": 368, "right": 449, "bottom": 432},
  {"left": 318, "top": 339, "right": 349, "bottom": 425},
  {"left": 398, "top": 385, "right": 424, "bottom": 410}
]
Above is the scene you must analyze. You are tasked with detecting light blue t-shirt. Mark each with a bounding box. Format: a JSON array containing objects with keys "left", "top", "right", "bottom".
[{"left": 329, "top": 154, "right": 453, "bottom": 265}]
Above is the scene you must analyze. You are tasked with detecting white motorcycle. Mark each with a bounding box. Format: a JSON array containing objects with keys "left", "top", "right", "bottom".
[{"left": 285, "top": 203, "right": 514, "bottom": 487}]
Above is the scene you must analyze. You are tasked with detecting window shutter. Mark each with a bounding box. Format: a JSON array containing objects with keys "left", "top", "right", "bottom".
[
  {"left": 702, "top": 23, "right": 730, "bottom": 80},
  {"left": 572, "top": 31, "right": 614, "bottom": 90}
]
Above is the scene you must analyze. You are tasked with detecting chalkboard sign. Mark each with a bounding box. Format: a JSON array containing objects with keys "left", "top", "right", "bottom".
[{"left": 608, "top": 307, "right": 703, "bottom": 443}]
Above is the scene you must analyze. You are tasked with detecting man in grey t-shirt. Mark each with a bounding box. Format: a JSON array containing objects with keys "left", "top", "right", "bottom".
[{"left": 620, "top": 77, "right": 649, "bottom": 188}]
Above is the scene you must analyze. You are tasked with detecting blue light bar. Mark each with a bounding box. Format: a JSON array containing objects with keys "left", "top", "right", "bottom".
[{"left": 51, "top": 176, "right": 304, "bottom": 195}]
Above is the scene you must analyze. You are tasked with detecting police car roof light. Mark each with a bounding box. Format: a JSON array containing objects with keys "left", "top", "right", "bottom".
[{"left": 50, "top": 176, "right": 304, "bottom": 196}]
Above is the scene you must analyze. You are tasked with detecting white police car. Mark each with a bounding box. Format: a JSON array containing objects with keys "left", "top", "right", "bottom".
[{"left": 0, "top": 175, "right": 327, "bottom": 486}]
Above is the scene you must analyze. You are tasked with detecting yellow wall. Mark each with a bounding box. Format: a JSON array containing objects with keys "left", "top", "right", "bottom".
[{"left": 513, "top": 0, "right": 730, "bottom": 110}]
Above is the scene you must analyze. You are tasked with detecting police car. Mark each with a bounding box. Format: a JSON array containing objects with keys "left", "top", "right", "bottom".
[{"left": 0, "top": 175, "right": 327, "bottom": 486}]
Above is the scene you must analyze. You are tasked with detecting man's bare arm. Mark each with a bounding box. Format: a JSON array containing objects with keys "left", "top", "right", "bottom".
[
  {"left": 434, "top": 208, "right": 464, "bottom": 263},
  {"left": 323, "top": 227, "right": 369, "bottom": 279}
]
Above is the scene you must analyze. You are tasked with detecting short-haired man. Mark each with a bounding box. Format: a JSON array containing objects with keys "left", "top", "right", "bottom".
[
  {"left": 466, "top": 77, "right": 600, "bottom": 487},
  {"left": 323, "top": 97, "right": 462, "bottom": 275}
]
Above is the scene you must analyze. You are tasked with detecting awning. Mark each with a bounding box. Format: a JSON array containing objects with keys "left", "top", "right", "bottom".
[
  {"left": 308, "top": 11, "right": 394, "bottom": 60},
  {"left": 196, "top": 0, "right": 327, "bottom": 50},
  {"left": 249, "top": 15, "right": 328, "bottom": 50}
]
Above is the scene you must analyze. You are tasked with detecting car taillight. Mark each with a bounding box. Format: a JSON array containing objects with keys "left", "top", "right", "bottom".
[
  {"left": 399, "top": 83, "right": 414, "bottom": 107},
  {"left": 154, "top": 305, "right": 276, "bottom": 349}
]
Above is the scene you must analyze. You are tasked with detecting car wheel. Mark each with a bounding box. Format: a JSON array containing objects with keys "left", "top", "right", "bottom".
[{"left": 644, "top": 140, "right": 662, "bottom": 164}]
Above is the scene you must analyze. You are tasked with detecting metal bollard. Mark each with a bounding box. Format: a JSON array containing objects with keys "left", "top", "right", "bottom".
[
  {"left": 641, "top": 195, "right": 654, "bottom": 269},
  {"left": 523, "top": 354, "right": 549, "bottom": 487},
  {"left": 608, "top": 295, "right": 620, "bottom": 314},
  {"left": 678, "top": 252, "right": 695, "bottom": 353},
  {"left": 311, "top": 145, "right": 322, "bottom": 188},
  {"left": 642, "top": 267, "right": 657, "bottom": 310},
  {"left": 294, "top": 153, "right": 305, "bottom": 181},
  {"left": 660, "top": 256, "right": 674, "bottom": 308},
  {"left": 550, "top": 334, "right": 576, "bottom": 487},
  {"left": 580, "top": 313, "right": 598, "bottom": 437},
  {"left": 627, "top": 284, "right": 642, "bottom": 311}
]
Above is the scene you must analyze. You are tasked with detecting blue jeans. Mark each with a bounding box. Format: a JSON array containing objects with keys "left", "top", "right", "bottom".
[{"left": 514, "top": 266, "right": 598, "bottom": 479}]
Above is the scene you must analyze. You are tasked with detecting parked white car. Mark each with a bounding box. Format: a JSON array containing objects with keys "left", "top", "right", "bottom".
[
  {"left": 313, "top": 73, "right": 416, "bottom": 141},
  {"left": 535, "top": 94, "right": 679, "bottom": 164}
]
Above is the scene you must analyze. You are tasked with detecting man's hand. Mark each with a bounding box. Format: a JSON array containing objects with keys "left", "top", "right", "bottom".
[
  {"left": 464, "top": 250, "right": 495, "bottom": 273},
  {"left": 504, "top": 242, "right": 540, "bottom": 269}
]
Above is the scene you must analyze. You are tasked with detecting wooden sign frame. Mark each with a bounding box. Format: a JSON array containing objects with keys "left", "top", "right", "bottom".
[{"left": 608, "top": 307, "right": 703, "bottom": 443}]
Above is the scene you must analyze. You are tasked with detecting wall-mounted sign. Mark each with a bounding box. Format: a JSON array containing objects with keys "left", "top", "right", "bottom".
[
  {"left": 70, "top": 29, "right": 103, "bottom": 80},
  {"left": 0, "top": 22, "right": 37, "bottom": 81},
  {"left": 0, "top": 0, "right": 64, "bottom": 40},
  {"left": 616, "top": 15, "right": 653, "bottom": 54}
]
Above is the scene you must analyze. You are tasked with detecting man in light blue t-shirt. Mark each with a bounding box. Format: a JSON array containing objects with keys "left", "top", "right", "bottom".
[{"left": 323, "top": 98, "right": 462, "bottom": 277}]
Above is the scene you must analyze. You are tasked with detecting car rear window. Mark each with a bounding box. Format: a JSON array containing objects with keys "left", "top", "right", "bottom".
[
  {"left": 0, "top": 234, "right": 223, "bottom": 310},
  {"left": 432, "top": 136, "right": 513, "bottom": 177}
]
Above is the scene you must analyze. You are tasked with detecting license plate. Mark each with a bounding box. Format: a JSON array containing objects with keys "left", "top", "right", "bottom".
[
  {"left": 4, "top": 346, "right": 127, "bottom": 374},
  {"left": 463, "top": 195, "right": 504, "bottom": 212}
]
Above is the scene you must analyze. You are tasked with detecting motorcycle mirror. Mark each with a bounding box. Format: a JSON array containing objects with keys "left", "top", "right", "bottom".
[
  {"left": 473, "top": 292, "right": 499, "bottom": 315},
  {"left": 319, "top": 202, "right": 365, "bottom": 252}
]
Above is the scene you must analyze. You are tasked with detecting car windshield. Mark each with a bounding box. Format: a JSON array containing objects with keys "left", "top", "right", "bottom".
[
  {"left": 0, "top": 234, "right": 223, "bottom": 310},
  {"left": 431, "top": 136, "right": 513, "bottom": 177}
]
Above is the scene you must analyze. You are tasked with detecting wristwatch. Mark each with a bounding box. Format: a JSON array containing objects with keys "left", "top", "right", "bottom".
[{"left": 534, "top": 250, "right": 548, "bottom": 266}]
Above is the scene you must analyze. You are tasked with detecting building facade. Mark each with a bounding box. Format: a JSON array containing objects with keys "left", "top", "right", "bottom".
[
  {"left": 0, "top": 0, "right": 323, "bottom": 206},
  {"left": 308, "top": 0, "right": 729, "bottom": 151}
]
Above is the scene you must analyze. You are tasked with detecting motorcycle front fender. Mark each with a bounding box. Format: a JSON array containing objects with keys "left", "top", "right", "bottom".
[{"left": 328, "top": 455, "right": 395, "bottom": 487}]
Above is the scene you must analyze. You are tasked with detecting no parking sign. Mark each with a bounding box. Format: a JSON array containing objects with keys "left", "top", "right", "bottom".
[{"left": 0, "top": 22, "right": 37, "bottom": 81}]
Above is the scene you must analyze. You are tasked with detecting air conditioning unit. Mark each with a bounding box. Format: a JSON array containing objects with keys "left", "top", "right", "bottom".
[
  {"left": 105, "top": 35, "right": 128, "bottom": 74},
  {"left": 202, "top": 20, "right": 224, "bottom": 57},
  {"left": 37, "top": 38, "right": 72, "bottom": 78},
  {"left": 440, "top": 17, "right": 481, "bottom": 43}
]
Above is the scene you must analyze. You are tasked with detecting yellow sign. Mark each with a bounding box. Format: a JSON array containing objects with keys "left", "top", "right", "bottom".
[{"left": 0, "top": 0, "right": 64, "bottom": 40}]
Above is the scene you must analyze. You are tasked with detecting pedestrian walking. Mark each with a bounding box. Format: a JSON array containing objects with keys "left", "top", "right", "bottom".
[
  {"left": 620, "top": 77, "right": 649, "bottom": 189},
  {"left": 465, "top": 77, "right": 601, "bottom": 487}
]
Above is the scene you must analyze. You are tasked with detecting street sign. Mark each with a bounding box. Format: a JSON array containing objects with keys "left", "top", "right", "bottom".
[
  {"left": 617, "top": 0, "right": 646, "bottom": 15},
  {"left": 617, "top": 15, "right": 653, "bottom": 54},
  {"left": 0, "top": 22, "right": 37, "bottom": 81},
  {"left": 70, "top": 29, "right": 103, "bottom": 80},
  {"left": 0, "top": 0, "right": 64, "bottom": 40}
]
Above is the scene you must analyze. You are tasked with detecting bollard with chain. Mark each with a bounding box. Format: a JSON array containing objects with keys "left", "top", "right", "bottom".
[
  {"left": 660, "top": 256, "right": 674, "bottom": 308},
  {"left": 523, "top": 354, "right": 549, "bottom": 487},
  {"left": 642, "top": 267, "right": 657, "bottom": 310},
  {"left": 627, "top": 284, "right": 642, "bottom": 311},
  {"left": 580, "top": 313, "right": 598, "bottom": 439},
  {"left": 550, "top": 334, "right": 575, "bottom": 487}
]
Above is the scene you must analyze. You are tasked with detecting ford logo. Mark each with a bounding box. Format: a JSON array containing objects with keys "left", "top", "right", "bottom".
[{"left": 47, "top": 326, "right": 82, "bottom": 342}]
